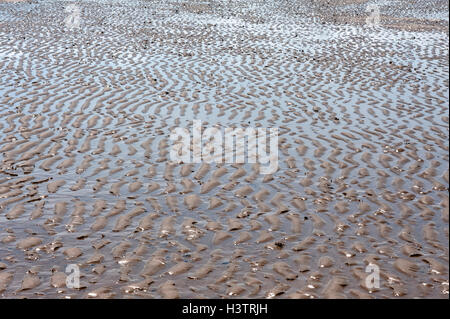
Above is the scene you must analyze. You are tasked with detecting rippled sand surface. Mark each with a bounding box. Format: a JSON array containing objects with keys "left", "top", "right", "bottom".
[{"left": 0, "top": 0, "right": 448, "bottom": 298}]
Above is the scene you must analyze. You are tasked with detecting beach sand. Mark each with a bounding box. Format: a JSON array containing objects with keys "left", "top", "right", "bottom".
[{"left": 0, "top": 0, "right": 448, "bottom": 298}]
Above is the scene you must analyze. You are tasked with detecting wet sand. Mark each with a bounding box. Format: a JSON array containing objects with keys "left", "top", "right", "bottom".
[{"left": 0, "top": 0, "right": 448, "bottom": 298}]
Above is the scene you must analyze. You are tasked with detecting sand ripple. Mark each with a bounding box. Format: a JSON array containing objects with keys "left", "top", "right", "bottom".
[{"left": 0, "top": 0, "right": 448, "bottom": 298}]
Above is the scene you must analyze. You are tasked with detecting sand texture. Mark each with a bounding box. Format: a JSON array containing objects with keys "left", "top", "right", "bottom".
[{"left": 0, "top": 0, "right": 448, "bottom": 298}]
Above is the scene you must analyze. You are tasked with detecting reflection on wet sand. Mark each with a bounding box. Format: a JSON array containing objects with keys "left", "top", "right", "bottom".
[{"left": 0, "top": 0, "right": 448, "bottom": 298}]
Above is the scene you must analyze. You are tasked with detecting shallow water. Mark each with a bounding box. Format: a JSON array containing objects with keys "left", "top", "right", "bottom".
[{"left": 0, "top": 0, "right": 448, "bottom": 298}]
